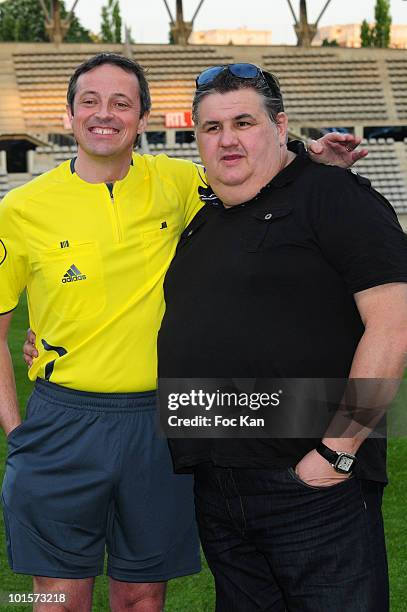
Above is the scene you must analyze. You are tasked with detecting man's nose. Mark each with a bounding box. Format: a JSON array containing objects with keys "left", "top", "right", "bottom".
[
  {"left": 94, "top": 103, "right": 114, "bottom": 120},
  {"left": 219, "top": 126, "right": 239, "bottom": 147}
]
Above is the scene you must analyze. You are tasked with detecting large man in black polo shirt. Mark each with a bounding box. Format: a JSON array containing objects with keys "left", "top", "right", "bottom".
[{"left": 158, "top": 65, "right": 407, "bottom": 611}]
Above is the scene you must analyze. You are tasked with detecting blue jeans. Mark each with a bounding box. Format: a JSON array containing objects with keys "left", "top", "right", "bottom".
[{"left": 194, "top": 464, "right": 388, "bottom": 612}]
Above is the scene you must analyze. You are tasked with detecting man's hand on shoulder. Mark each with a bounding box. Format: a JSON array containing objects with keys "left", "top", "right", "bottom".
[{"left": 308, "top": 132, "right": 368, "bottom": 168}]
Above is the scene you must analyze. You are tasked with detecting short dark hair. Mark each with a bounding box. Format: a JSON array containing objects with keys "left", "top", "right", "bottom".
[
  {"left": 192, "top": 69, "right": 284, "bottom": 125},
  {"left": 67, "top": 52, "right": 151, "bottom": 118}
]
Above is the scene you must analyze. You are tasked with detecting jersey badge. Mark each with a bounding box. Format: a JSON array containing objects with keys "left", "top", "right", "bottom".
[{"left": 62, "top": 264, "right": 87, "bottom": 283}]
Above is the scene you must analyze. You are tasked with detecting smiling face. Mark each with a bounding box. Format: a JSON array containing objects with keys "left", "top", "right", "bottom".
[
  {"left": 67, "top": 63, "right": 148, "bottom": 162},
  {"left": 195, "top": 87, "right": 289, "bottom": 205}
]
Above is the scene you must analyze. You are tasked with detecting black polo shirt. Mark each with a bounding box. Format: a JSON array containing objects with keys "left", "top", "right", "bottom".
[{"left": 158, "top": 153, "right": 407, "bottom": 481}]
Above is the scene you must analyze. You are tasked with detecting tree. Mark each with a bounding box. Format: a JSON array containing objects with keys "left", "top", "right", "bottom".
[
  {"left": 322, "top": 38, "right": 339, "bottom": 47},
  {"left": 0, "top": 0, "right": 92, "bottom": 42},
  {"left": 0, "top": 0, "right": 46, "bottom": 41},
  {"left": 360, "top": 19, "right": 374, "bottom": 47},
  {"left": 373, "top": 0, "right": 391, "bottom": 48},
  {"left": 61, "top": 3, "right": 93, "bottom": 43},
  {"left": 360, "top": 0, "right": 392, "bottom": 48},
  {"left": 100, "top": 0, "right": 122, "bottom": 43}
]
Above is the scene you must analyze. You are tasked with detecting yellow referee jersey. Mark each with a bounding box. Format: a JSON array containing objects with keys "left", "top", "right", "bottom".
[{"left": 0, "top": 153, "right": 204, "bottom": 392}]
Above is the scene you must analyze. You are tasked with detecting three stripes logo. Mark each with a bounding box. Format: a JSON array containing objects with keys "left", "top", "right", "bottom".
[{"left": 62, "top": 264, "right": 87, "bottom": 284}]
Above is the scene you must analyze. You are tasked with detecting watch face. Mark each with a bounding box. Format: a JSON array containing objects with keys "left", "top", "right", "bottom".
[{"left": 336, "top": 455, "right": 354, "bottom": 473}]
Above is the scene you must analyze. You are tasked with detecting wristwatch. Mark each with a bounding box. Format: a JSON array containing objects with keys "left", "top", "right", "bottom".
[{"left": 316, "top": 442, "right": 357, "bottom": 475}]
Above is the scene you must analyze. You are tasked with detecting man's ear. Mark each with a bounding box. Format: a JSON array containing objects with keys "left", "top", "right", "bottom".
[
  {"left": 66, "top": 103, "right": 74, "bottom": 123},
  {"left": 137, "top": 111, "right": 150, "bottom": 135},
  {"left": 275, "top": 112, "right": 289, "bottom": 146},
  {"left": 64, "top": 104, "right": 74, "bottom": 131}
]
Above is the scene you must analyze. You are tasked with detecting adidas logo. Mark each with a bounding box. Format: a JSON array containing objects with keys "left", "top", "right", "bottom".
[{"left": 62, "top": 264, "right": 87, "bottom": 284}]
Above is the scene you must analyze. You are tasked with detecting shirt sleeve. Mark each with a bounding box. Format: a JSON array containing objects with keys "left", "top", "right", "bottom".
[
  {"left": 164, "top": 157, "right": 206, "bottom": 230},
  {"left": 182, "top": 163, "right": 206, "bottom": 229},
  {"left": 0, "top": 193, "right": 29, "bottom": 314},
  {"left": 315, "top": 169, "right": 407, "bottom": 294}
]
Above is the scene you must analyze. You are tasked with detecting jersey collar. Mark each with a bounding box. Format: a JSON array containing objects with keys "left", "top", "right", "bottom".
[{"left": 69, "top": 156, "right": 134, "bottom": 175}]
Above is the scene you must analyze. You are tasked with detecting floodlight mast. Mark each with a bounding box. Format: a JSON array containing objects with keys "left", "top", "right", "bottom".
[
  {"left": 38, "top": 0, "right": 81, "bottom": 45},
  {"left": 162, "top": 0, "right": 206, "bottom": 45},
  {"left": 286, "top": 0, "right": 333, "bottom": 47}
]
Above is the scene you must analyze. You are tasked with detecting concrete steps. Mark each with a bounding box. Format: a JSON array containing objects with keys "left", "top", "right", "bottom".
[{"left": 0, "top": 53, "right": 25, "bottom": 133}]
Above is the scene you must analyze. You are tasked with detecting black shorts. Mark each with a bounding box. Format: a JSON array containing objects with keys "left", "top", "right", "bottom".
[{"left": 2, "top": 379, "right": 200, "bottom": 581}]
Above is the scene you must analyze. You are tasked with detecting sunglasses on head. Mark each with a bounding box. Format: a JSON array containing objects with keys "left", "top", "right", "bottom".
[{"left": 195, "top": 63, "right": 284, "bottom": 111}]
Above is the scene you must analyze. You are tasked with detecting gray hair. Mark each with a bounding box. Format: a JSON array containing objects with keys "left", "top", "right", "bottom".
[{"left": 192, "top": 69, "right": 284, "bottom": 126}]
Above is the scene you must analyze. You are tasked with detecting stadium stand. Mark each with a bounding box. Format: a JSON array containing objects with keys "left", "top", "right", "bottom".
[
  {"left": 0, "top": 42, "right": 406, "bottom": 228},
  {"left": 387, "top": 58, "right": 407, "bottom": 120},
  {"left": 0, "top": 48, "right": 25, "bottom": 134},
  {"left": 0, "top": 170, "right": 10, "bottom": 200},
  {"left": 262, "top": 52, "right": 388, "bottom": 124},
  {"left": 148, "top": 141, "right": 201, "bottom": 162},
  {"left": 355, "top": 139, "right": 407, "bottom": 213},
  {"left": 28, "top": 144, "right": 78, "bottom": 176}
]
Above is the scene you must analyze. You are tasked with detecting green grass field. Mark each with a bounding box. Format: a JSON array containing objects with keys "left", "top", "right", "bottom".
[{"left": 0, "top": 296, "right": 405, "bottom": 610}]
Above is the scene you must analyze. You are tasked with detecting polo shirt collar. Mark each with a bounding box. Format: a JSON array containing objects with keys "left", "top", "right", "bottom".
[{"left": 264, "top": 150, "right": 309, "bottom": 189}]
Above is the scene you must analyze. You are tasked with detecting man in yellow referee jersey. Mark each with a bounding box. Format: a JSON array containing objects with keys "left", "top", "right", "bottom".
[
  {"left": 0, "top": 53, "right": 366, "bottom": 612},
  {"left": 0, "top": 53, "right": 204, "bottom": 612}
]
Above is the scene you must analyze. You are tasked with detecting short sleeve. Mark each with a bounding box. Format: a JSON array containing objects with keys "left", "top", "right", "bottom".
[
  {"left": 182, "top": 163, "right": 206, "bottom": 229},
  {"left": 164, "top": 157, "right": 206, "bottom": 229},
  {"left": 316, "top": 170, "right": 407, "bottom": 294},
  {"left": 0, "top": 193, "right": 29, "bottom": 313}
]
